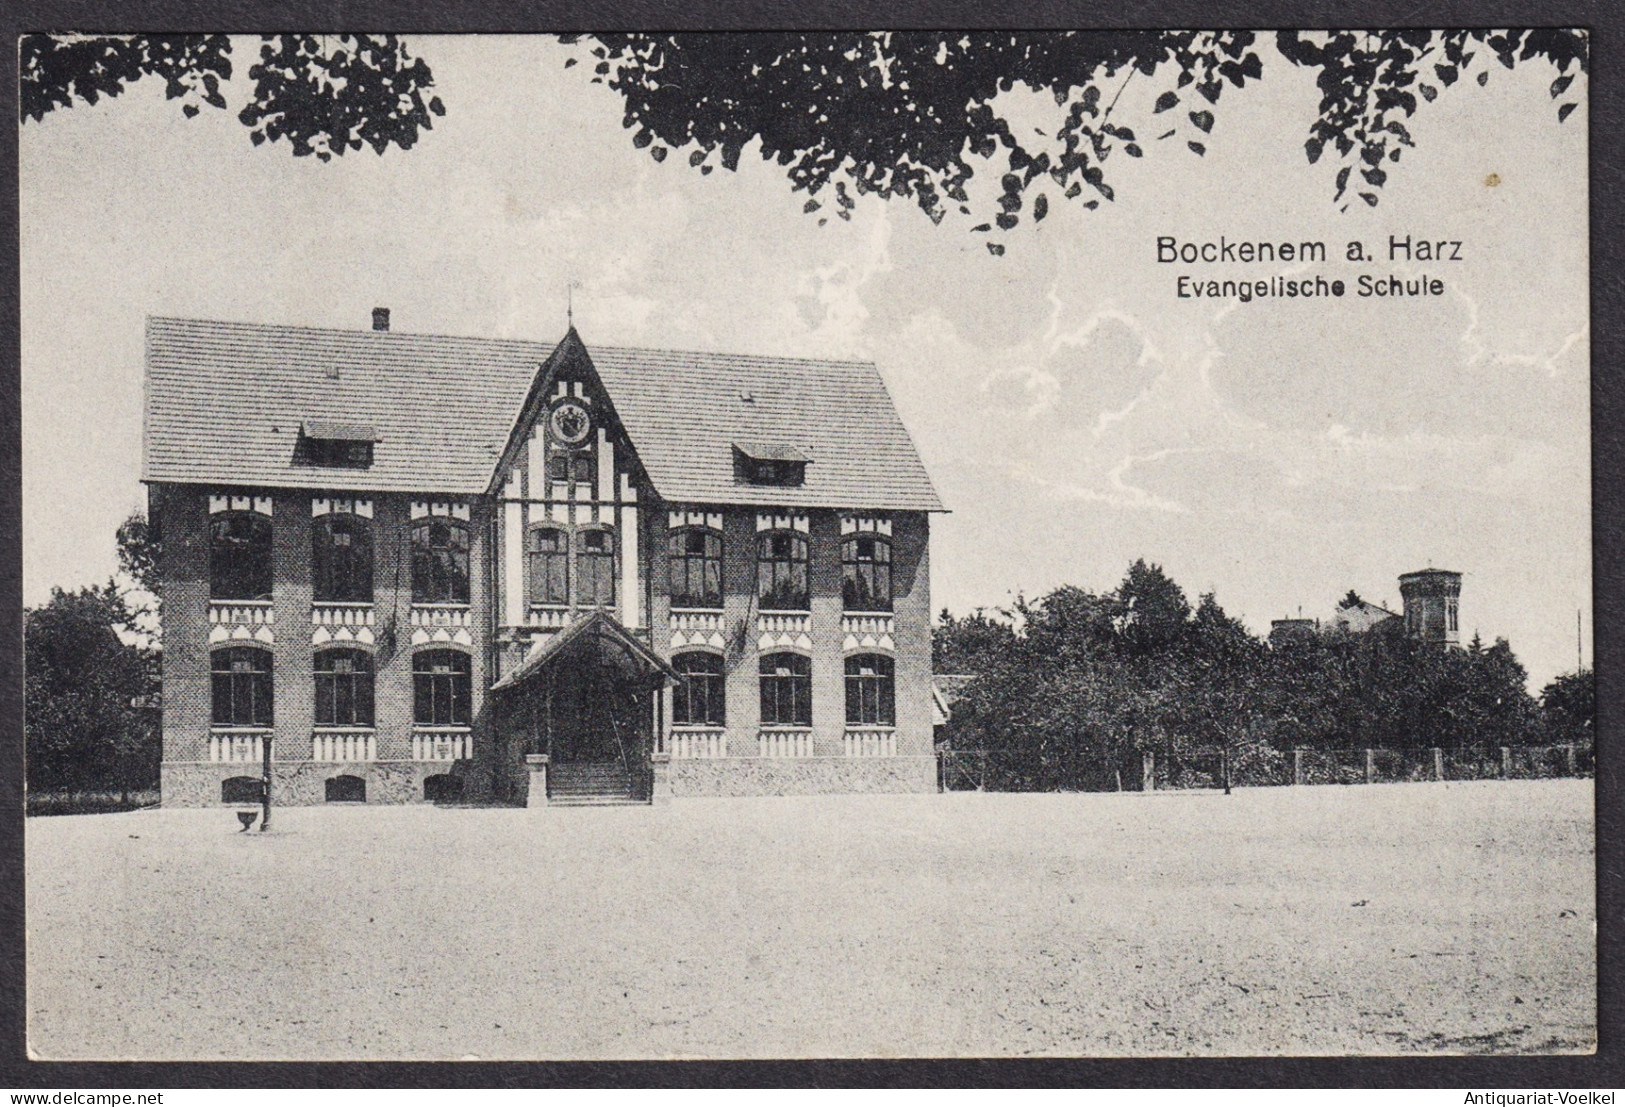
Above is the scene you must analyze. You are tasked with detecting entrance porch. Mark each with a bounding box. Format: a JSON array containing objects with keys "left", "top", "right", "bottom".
[{"left": 491, "top": 610, "right": 681, "bottom": 806}]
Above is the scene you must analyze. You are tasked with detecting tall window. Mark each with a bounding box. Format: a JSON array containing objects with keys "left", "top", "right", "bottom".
[
  {"left": 528, "top": 527, "right": 569, "bottom": 606},
  {"left": 412, "top": 519, "right": 470, "bottom": 604},
  {"left": 413, "top": 650, "right": 471, "bottom": 727},
  {"left": 210, "top": 513, "right": 272, "bottom": 600},
  {"left": 841, "top": 535, "right": 893, "bottom": 612},
  {"left": 312, "top": 512, "right": 373, "bottom": 603},
  {"left": 845, "top": 654, "right": 895, "bottom": 726},
  {"left": 669, "top": 528, "right": 723, "bottom": 609},
  {"left": 673, "top": 652, "right": 726, "bottom": 726},
  {"left": 314, "top": 648, "right": 375, "bottom": 727},
  {"left": 212, "top": 647, "right": 273, "bottom": 727},
  {"left": 756, "top": 532, "right": 809, "bottom": 611},
  {"left": 547, "top": 454, "right": 594, "bottom": 485},
  {"left": 1447, "top": 598, "right": 1459, "bottom": 634},
  {"left": 759, "top": 652, "right": 812, "bottom": 727},
  {"left": 577, "top": 529, "right": 616, "bottom": 607}
]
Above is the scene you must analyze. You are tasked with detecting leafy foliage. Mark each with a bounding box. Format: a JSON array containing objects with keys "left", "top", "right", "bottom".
[
  {"left": 20, "top": 33, "right": 444, "bottom": 161},
  {"left": 1276, "top": 30, "right": 1587, "bottom": 210},
  {"left": 25, "top": 583, "right": 159, "bottom": 800},
  {"left": 566, "top": 30, "right": 1585, "bottom": 242},
  {"left": 1539, "top": 668, "right": 1594, "bottom": 746},
  {"left": 23, "top": 30, "right": 1584, "bottom": 233},
  {"left": 936, "top": 562, "right": 1551, "bottom": 791}
]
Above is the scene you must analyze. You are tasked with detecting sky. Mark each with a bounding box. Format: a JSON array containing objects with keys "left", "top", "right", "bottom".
[{"left": 19, "top": 34, "right": 1590, "bottom": 688}]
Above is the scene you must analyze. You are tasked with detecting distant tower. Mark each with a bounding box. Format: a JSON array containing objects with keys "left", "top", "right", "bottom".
[{"left": 1398, "top": 569, "right": 1462, "bottom": 646}]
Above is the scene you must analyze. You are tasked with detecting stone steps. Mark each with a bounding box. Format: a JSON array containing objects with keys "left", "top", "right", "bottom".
[{"left": 549, "top": 760, "right": 640, "bottom": 806}]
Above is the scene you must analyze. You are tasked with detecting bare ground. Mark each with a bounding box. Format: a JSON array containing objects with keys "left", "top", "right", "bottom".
[{"left": 27, "top": 778, "right": 1594, "bottom": 1059}]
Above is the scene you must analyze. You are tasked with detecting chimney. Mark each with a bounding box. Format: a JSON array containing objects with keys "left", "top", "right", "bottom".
[{"left": 372, "top": 307, "right": 390, "bottom": 332}]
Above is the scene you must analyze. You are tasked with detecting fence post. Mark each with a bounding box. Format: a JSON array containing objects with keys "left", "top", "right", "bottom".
[
  {"left": 1500, "top": 746, "right": 1511, "bottom": 779},
  {"left": 1565, "top": 744, "right": 1576, "bottom": 776},
  {"left": 1432, "top": 747, "right": 1444, "bottom": 782},
  {"left": 1364, "top": 748, "right": 1375, "bottom": 785},
  {"left": 1293, "top": 748, "right": 1304, "bottom": 786},
  {"left": 1142, "top": 750, "right": 1156, "bottom": 792}
]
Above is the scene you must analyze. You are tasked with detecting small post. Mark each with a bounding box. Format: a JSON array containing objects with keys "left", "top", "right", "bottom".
[
  {"left": 1221, "top": 748, "right": 1231, "bottom": 795},
  {"left": 1142, "top": 749, "right": 1156, "bottom": 792},
  {"left": 1500, "top": 746, "right": 1511, "bottom": 779},
  {"left": 1364, "top": 748, "right": 1375, "bottom": 785},
  {"left": 260, "top": 732, "right": 273, "bottom": 832},
  {"left": 1432, "top": 747, "right": 1444, "bottom": 782},
  {"left": 1565, "top": 743, "right": 1577, "bottom": 776},
  {"left": 525, "top": 753, "right": 551, "bottom": 807},
  {"left": 1293, "top": 748, "right": 1305, "bottom": 786}
]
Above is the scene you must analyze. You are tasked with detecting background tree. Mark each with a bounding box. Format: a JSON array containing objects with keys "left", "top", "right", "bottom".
[
  {"left": 935, "top": 561, "right": 1552, "bottom": 792},
  {"left": 1539, "top": 668, "right": 1595, "bottom": 747},
  {"left": 24, "top": 583, "right": 160, "bottom": 807}
]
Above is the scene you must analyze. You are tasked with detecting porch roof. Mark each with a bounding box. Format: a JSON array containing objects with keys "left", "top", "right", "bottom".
[{"left": 490, "top": 610, "right": 683, "bottom": 694}]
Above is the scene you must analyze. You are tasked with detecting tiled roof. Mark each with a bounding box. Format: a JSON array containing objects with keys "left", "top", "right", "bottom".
[{"left": 143, "top": 317, "right": 944, "bottom": 511}]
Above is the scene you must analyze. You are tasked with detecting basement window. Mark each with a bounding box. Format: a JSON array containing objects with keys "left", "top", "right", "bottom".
[
  {"left": 734, "top": 443, "right": 809, "bottom": 487},
  {"left": 296, "top": 421, "right": 379, "bottom": 468}
]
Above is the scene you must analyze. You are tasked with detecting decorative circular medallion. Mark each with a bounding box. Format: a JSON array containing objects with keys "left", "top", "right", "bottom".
[{"left": 549, "top": 400, "right": 592, "bottom": 445}]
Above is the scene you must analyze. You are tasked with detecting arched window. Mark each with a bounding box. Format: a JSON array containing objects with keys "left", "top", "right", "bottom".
[
  {"left": 841, "top": 535, "right": 893, "bottom": 612},
  {"left": 312, "top": 512, "right": 373, "bottom": 603},
  {"left": 412, "top": 518, "right": 470, "bottom": 604},
  {"left": 673, "top": 651, "right": 726, "bottom": 726},
  {"left": 221, "top": 776, "right": 263, "bottom": 804},
  {"left": 325, "top": 775, "right": 366, "bottom": 803},
  {"left": 527, "top": 527, "right": 569, "bottom": 606},
  {"left": 669, "top": 528, "right": 723, "bottom": 609},
  {"left": 414, "top": 650, "right": 472, "bottom": 727},
  {"left": 845, "top": 654, "right": 895, "bottom": 727},
  {"left": 314, "top": 648, "right": 375, "bottom": 727},
  {"left": 756, "top": 532, "right": 809, "bottom": 611},
  {"left": 211, "top": 647, "right": 273, "bottom": 727},
  {"left": 759, "top": 652, "right": 812, "bottom": 727},
  {"left": 210, "top": 512, "right": 272, "bottom": 601},
  {"left": 577, "top": 529, "right": 616, "bottom": 607}
]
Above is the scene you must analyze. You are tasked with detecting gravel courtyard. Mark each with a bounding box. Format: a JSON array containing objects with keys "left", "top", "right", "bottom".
[{"left": 27, "top": 778, "right": 1594, "bottom": 1059}]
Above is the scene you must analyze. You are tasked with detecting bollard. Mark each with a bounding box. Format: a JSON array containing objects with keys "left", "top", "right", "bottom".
[
  {"left": 1293, "top": 748, "right": 1305, "bottom": 786},
  {"left": 1500, "top": 746, "right": 1511, "bottom": 779},
  {"left": 1565, "top": 744, "right": 1577, "bottom": 776},
  {"left": 1364, "top": 748, "right": 1375, "bottom": 785},
  {"left": 1432, "top": 747, "right": 1444, "bottom": 782},
  {"left": 1142, "top": 749, "right": 1156, "bottom": 792}
]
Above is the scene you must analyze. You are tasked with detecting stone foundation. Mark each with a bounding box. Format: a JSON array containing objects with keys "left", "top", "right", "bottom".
[
  {"left": 161, "top": 760, "right": 482, "bottom": 807},
  {"left": 165, "top": 756, "right": 938, "bottom": 805},
  {"left": 666, "top": 756, "right": 936, "bottom": 797}
]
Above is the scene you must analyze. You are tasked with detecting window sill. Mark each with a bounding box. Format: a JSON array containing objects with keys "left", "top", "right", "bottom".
[
  {"left": 312, "top": 726, "right": 376, "bottom": 734},
  {"left": 670, "top": 606, "right": 726, "bottom": 615},
  {"left": 413, "top": 724, "right": 471, "bottom": 733}
]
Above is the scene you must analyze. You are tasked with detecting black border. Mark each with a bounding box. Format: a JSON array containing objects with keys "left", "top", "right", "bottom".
[{"left": 1, "top": 1, "right": 1618, "bottom": 1090}]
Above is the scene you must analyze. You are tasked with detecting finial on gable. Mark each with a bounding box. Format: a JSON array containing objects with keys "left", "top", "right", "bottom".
[{"left": 566, "top": 279, "right": 582, "bottom": 329}]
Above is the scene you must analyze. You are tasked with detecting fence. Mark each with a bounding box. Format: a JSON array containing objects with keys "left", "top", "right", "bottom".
[{"left": 937, "top": 744, "right": 1593, "bottom": 793}]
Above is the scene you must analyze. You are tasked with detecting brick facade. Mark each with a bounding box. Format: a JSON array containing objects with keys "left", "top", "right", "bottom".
[{"left": 148, "top": 320, "right": 942, "bottom": 807}]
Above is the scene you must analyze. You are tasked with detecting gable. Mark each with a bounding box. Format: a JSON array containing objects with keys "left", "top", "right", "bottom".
[{"left": 488, "top": 329, "right": 643, "bottom": 503}]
